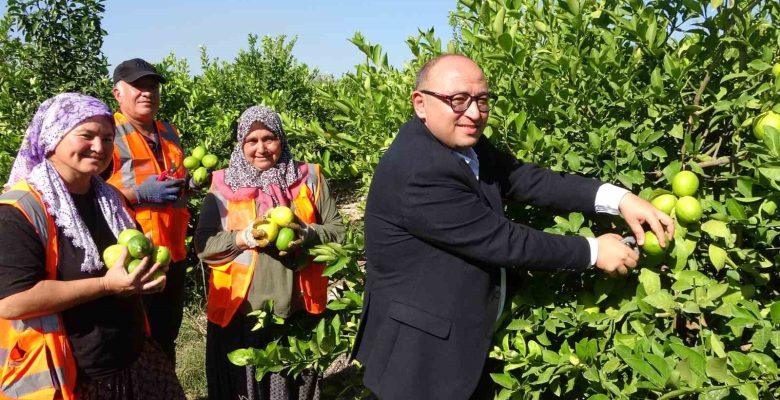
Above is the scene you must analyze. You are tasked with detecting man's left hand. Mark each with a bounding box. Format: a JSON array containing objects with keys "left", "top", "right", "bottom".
[{"left": 619, "top": 193, "right": 675, "bottom": 247}]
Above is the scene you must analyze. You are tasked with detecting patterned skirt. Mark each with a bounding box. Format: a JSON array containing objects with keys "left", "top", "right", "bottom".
[{"left": 75, "top": 338, "right": 185, "bottom": 400}]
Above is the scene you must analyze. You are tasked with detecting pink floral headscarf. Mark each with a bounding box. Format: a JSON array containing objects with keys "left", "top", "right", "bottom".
[{"left": 5, "top": 93, "right": 135, "bottom": 273}]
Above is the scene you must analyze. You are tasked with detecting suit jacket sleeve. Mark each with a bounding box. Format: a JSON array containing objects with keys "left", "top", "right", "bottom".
[
  {"left": 401, "top": 160, "right": 591, "bottom": 271},
  {"left": 480, "top": 139, "right": 603, "bottom": 212}
]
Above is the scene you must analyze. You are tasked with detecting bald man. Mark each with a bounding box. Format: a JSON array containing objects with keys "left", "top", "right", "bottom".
[{"left": 352, "top": 55, "right": 674, "bottom": 399}]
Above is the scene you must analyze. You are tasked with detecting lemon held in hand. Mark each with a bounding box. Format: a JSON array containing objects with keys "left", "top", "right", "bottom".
[
  {"left": 126, "top": 235, "right": 153, "bottom": 258},
  {"left": 641, "top": 232, "right": 666, "bottom": 256},
  {"left": 651, "top": 194, "right": 677, "bottom": 215}
]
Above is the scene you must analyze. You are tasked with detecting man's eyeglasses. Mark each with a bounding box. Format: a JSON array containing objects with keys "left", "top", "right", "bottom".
[{"left": 419, "top": 90, "right": 496, "bottom": 112}]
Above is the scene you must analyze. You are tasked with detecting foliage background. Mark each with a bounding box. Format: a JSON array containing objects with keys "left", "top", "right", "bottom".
[{"left": 2, "top": 0, "right": 780, "bottom": 398}]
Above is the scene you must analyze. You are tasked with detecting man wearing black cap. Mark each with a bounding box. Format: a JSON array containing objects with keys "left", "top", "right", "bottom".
[{"left": 105, "top": 58, "right": 191, "bottom": 364}]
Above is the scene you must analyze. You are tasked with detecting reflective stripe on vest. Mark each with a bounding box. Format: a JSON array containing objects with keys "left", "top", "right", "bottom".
[
  {"left": 0, "top": 181, "right": 76, "bottom": 400},
  {"left": 1, "top": 368, "right": 65, "bottom": 398},
  {"left": 109, "top": 113, "right": 191, "bottom": 261},
  {"left": 205, "top": 163, "right": 327, "bottom": 326}
]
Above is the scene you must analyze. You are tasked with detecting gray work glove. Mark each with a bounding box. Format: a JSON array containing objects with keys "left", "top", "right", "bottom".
[{"left": 134, "top": 175, "right": 183, "bottom": 204}]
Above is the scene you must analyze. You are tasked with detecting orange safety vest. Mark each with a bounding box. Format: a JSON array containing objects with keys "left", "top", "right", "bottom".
[
  {"left": 107, "top": 112, "right": 191, "bottom": 262},
  {"left": 206, "top": 164, "right": 329, "bottom": 327},
  {"left": 0, "top": 181, "right": 76, "bottom": 400}
]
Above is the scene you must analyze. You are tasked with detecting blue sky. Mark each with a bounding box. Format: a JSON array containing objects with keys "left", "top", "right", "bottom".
[{"left": 99, "top": 0, "right": 457, "bottom": 77}]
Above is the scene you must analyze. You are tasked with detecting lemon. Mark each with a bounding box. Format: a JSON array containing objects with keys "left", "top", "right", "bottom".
[
  {"left": 753, "top": 111, "right": 780, "bottom": 140},
  {"left": 269, "top": 206, "right": 294, "bottom": 227},
  {"left": 651, "top": 194, "right": 677, "bottom": 215},
  {"left": 641, "top": 231, "right": 665, "bottom": 256},
  {"left": 103, "top": 244, "right": 128, "bottom": 269},
  {"left": 675, "top": 196, "right": 703, "bottom": 224},
  {"left": 201, "top": 154, "right": 218, "bottom": 169},
  {"left": 671, "top": 171, "right": 699, "bottom": 197},
  {"left": 275, "top": 227, "right": 296, "bottom": 251},
  {"left": 154, "top": 245, "right": 172, "bottom": 266},
  {"left": 117, "top": 229, "right": 144, "bottom": 246},
  {"left": 182, "top": 156, "right": 200, "bottom": 170},
  {"left": 193, "top": 167, "right": 209, "bottom": 185},
  {"left": 191, "top": 146, "right": 206, "bottom": 160},
  {"left": 254, "top": 222, "right": 279, "bottom": 242},
  {"left": 126, "top": 235, "right": 152, "bottom": 258}
]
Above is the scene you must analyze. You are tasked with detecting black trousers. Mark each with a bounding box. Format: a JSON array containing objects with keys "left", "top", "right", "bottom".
[{"left": 143, "top": 259, "right": 186, "bottom": 364}]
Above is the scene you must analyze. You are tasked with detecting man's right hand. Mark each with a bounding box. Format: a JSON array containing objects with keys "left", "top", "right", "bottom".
[
  {"left": 595, "top": 233, "right": 639, "bottom": 277},
  {"left": 134, "top": 175, "right": 183, "bottom": 203}
]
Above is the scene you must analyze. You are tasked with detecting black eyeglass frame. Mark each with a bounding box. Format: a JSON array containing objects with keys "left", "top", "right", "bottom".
[{"left": 418, "top": 90, "right": 497, "bottom": 112}]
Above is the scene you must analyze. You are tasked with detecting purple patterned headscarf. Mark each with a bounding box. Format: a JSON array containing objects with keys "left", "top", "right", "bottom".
[
  {"left": 5, "top": 93, "right": 135, "bottom": 273},
  {"left": 224, "top": 106, "right": 300, "bottom": 204}
]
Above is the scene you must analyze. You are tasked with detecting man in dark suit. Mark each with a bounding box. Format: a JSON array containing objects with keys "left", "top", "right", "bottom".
[{"left": 352, "top": 54, "right": 675, "bottom": 399}]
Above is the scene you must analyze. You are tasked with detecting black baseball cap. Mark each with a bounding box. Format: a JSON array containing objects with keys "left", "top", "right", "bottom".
[{"left": 112, "top": 58, "right": 166, "bottom": 84}]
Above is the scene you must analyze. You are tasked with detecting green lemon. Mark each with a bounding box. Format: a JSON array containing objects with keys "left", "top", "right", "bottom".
[
  {"left": 651, "top": 194, "right": 677, "bottom": 215},
  {"left": 254, "top": 221, "right": 279, "bottom": 242},
  {"left": 126, "top": 235, "right": 152, "bottom": 258},
  {"left": 103, "top": 244, "right": 128, "bottom": 269},
  {"left": 201, "top": 154, "right": 218, "bottom": 169},
  {"left": 753, "top": 111, "right": 780, "bottom": 140},
  {"left": 154, "top": 245, "right": 172, "bottom": 266},
  {"left": 642, "top": 231, "right": 665, "bottom": 256},
  {"left": 773, "top": 63, "right": 780, "bottom": 79},
  {"left": 269, "top": 206, "right": 294, "bottom": 227},
  {"left": 117, "top": 229, "right": 144, "bottom": 246},
  {"left": 191, "top": 146, "right": 206, "bottom": 160},
  {"left": 126, "top": 259, "right": 143, "bottom": 274},
  {"left": 275, "top": 227, "right": 296, "bottom": 251},
  {"left": 182, "top": 156, "right": 200, "bottom": 170},
  {"left": 675, "top": 196, "right": 703, "bottom": 224},
  {"left": 671, "top": 171, "right": 699, "bottom": 197},
  {"left": 193, "top": 167, "right": 208, "bottom": 184}
]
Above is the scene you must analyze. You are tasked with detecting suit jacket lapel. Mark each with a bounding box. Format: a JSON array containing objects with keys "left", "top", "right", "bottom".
[{"left": 410, "top": 117, "right": 495, "bottom": 209}]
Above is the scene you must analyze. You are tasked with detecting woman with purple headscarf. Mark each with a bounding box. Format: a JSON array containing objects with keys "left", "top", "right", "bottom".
[
  {"left": 0, "top": 93, "right": 184, "bottom": 399},
  {"left": 195, "top": 106, "right": 344, "bottom": 400}
]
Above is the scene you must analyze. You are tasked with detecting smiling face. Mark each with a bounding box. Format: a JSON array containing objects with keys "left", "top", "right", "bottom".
[
  {"left": 412, "top": 56, "right": 489, "bottom": 150},
  {"left": 49, "top": 116, "right": 115, "bottom": 181},
  {"left": 112, "top": 76, "right": 160, "bottom": 123},
  {"left": 242, "top": 121, "right": 282, "bottom": 171}
]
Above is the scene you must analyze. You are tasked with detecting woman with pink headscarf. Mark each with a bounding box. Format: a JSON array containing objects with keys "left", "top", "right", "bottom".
[
  {"left": 195, "top": 105, "right": 344, "bottom": 400},
  {"left": 0, "top": 93, "right": 184, "bottom": 399}
]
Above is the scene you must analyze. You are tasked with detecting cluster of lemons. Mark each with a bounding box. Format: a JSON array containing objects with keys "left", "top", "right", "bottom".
[
  {"left": 102, "top": 229, "right": 170, "bottom": 278},
  {"left": 252, "top": 206, "right": 299, "bottom": 251},
  {"left": 183, "top": 145, "right": 218, "bottom": 186},
  {"left": 642, "top": 171, "right": 703, "bottom": 255}
]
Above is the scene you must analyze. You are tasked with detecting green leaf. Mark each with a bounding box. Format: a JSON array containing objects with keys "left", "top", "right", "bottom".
[
  {"left": 315, "top": 318, "right": 326, "bottom": 346},
  {"left": 770, "top": 301, "right": 780, "bottom": 325},
  {"left": 643, "top": 290, "right": 677, "bottom": 311},
  {"left": 669, "top": 343, "right": 706, "bottom": 378},
  {"left": 227, "top": 348, "right": 257, "bottom": 366},
  {"left": 701, "top": 220, "right": 730, "bottom": 239},
  {"left": 710, "top": 334, "right": 727, "bottom": 357},
  {"left": 737, "top": 383, "right": 759, "bottom": 400},
  {"left": 490, "top": 372, "right": 519, "bottom": 389},
  {"left": 322, "top": 257, "right": 348, "bottom": 277},
  {"left": 669, "top": 123, "right": 684, "bottom": 139},
  {"left": 708, "top": 244, "right": 728, "bottom": 270},
  {"left": 650, "top": 67, "right": 663, "bottom": 94},
  {"left": 759, "top": 167, "right": 780, "bottom": 181},
  {"left": 639, "top": 269, "right": 661, "bottom": 295},
  {"left": 705, "top": 357, "right": 729, "bottom": 383},
  {"left": 621, "top": 354, "right": 666, "bottom": 388},
  {"left": 728, "top": 351, "right": 753, "bottom": 374}
]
